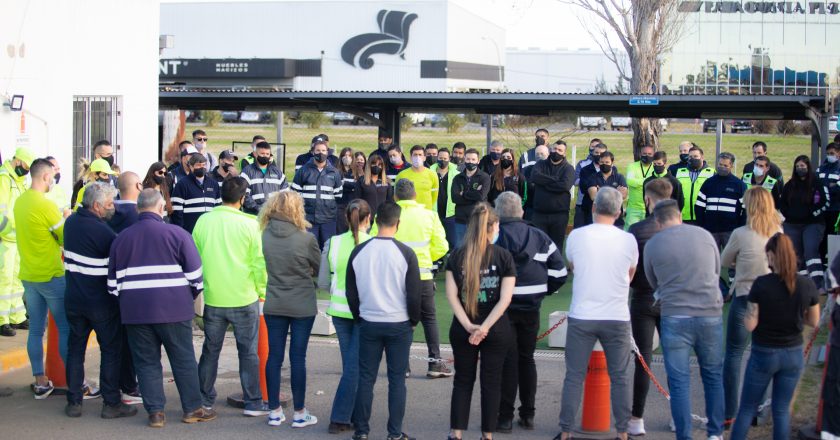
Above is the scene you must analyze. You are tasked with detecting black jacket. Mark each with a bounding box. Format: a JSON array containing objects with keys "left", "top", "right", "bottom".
[
  {"left": 488, "top": 174, "right": 526, "bottom": 205},
  {"left": 643, "top": 173, "right": 685, "bottom": 211},
  {"left": 497, "top": 218, "right": 568, "bottom": 312},
  {"left": 628, "top": 216, "right": 661, "bottom": 297},
  {"left": 355, "top": 177, "right": 393, "bottom": 214},
  {"left": 171, "top": 174, "right": 221, "bottom": 233},
  {"left": 451, "top": 170, "right": 491, "bottom": 223},
  {"left": 780, "top": 177, "right": 830, "bottom": 224},
  {"left": 478, "top": 155, "right": 499, "bottom": 176},
  {"left": 530, "top": 159, "right": 575, "bottom": 214},
  {"left": 291, "top": 160, "right": 343, "bottom": 225}
]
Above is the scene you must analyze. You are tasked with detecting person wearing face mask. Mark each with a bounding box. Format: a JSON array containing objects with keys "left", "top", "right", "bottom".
[
  {"left": 430, "top": 148, "right": 459, "bottom": 250},
  {"left": 368, "top": 132, "right": 396, "bottom": 166},
  {"left": 451, "top": 142, "right": 467, "bottom": 170},
  {"left": 171, "top": 153, "right": 221, "bottom": 234},
  {"left": 695, "top": 152, "right": 747, "bottom": 255},
  {"left": 424, "top": 143, "right": 439, "bottom": 168},
  {"left": 816, "top": 143, "right": 840, "bottom": 263},
  {"left": 583, "top": 151, "right": 628, "bottom": 227},
  {"left": 479, "top": 140, "right": 505, "bottom": 176},
  {"left": 572, "top": 139, "right": 604, "bottom": 228},
  {"left": 333, "top": 148, "right": 362, "bottom": 234},
  {"left": 518, "top": 128, "right": 550, "bottom": 173},
  {"left": 291, "top": 140, "right": 343, "bottom": 250},
  {"left": 741, "top": 141, "right": 783, "bottom": 184},
  {"left": 241, "top": 142, "right": 289, "bottom": 216},
  {"left": 240, "top": 135, "right": 264, "bottom": 171},
  {"left": 667, "top": 141, "right": 693, "bottom": 177},
  {"left": 212, "top": 150, "right": 239, "bottom": 183},
  {"left": 44, "top": 156, "right": 71, "bottom": 218},
  {"left": 522, "top": 145, "right": 549, "bottom": 221},
  {"left": 488, "top": 148, "right": 526, "bottom": 206},
  {"left": 452, "top": 149, "right": 492, "bottom": 246},
  {"left": 0, "top": 147, "right": 35, "bottom": 337},
  {"left": 395, "top": 145, "right": 439, "bottom": 211},
  {"left": 192, "top": 130, "right": 218, "bottom": 171},
  {"left": 385, "top": 145, "right": 408, "bottom": 182},
  {"left": 296, "top": 135, "right": 339, "bottom": 171},
  {"left": 624, "top": 145, "right": 656, "bottom": 228},
  {"left": 142, "top": 162, "right": 174, "bottom": 221},
  {"left": 742, "top": 155, "right": 782, "bottom": 208},
  {"left": 780, "top": 155, "right": 830, "bottom": 290},
  {"left": 62, "top": 181, "right": 137, "bottom": 419},
  {"left": 530, "top": 141, "right": 575, "bottom": 250},
  {"left": 674, "top": 145, "right": 715, "bottom": 223},
  {"left": 355, "top": 155, "right": 393, "bottom": 216},
  {"left": 642, "top": 151, "right": 684, "bottom": 212},
  {"left": 73, "top": 159, "right": 119, "bottom": 212}
]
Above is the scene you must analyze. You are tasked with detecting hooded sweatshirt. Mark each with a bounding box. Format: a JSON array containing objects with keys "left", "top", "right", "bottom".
[{"left": 262, "top": 218, "right": 321, "bottom": 318}]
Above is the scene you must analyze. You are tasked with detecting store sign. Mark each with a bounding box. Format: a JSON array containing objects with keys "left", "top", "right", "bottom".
[
  {"left": 679, "top": 1, "right": 840, "bottom": 14},
  {"left": 159, "top": 58, "right": 320, "bottom": 78},
  {"left": 341, "top": 10, "right": 418, "bottom": 69}
]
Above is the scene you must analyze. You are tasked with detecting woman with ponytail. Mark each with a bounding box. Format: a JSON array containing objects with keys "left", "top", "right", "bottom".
[
  {"left": 317, "top": 199, "right": 372, "bottom": 434},
  {"left": 444, "top": 202, "right": 515, "bottom": 440},
  {"left": 730, "top": 232, "right": 820, "bottom": 440}
]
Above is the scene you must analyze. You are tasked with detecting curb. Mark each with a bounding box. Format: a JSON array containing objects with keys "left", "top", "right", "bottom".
[{"left": 0, "top": 335, "right": 99, "bottom": 376}]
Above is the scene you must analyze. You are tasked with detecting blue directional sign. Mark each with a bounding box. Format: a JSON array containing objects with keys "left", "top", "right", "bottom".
[{"left": 629, "top": 96, "right": 660, "bottom": 106}]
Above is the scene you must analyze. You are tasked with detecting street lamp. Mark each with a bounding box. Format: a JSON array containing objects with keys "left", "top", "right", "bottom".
[{"left": 481, "top": 36, "right": 503, "bottom": 90}]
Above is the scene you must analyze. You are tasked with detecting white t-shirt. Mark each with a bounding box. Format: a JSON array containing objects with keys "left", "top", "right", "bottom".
[{"left": 565, "top": 223, "right": 638, "bottom": 321}]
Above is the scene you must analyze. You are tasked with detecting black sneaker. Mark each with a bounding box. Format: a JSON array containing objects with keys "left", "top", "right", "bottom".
[
  {"left": 496, "top": 417, "right": 513, "bottom": 433},
  {"left": 387, "top": 433, "right": 415, "bottom": 440},
  {"left": 328, "top": 422, "right": 353, "bottom": 434},
  {"left": 517, "top": 416, "right": 534, "bottom": 430},
  {"left": 65, "top": 403, "right": 82, "bottom": 418},
  {"left": 12, "top": 320, "right": 29, "bottom": 330},
  {"left": 31, "top": 381, "right": 54, "bottom": 399},
  {"left": 101, "top": 402, "right": 138, "bottom": 419},
  {"left": 82, "top": 383, "right": 101, "bottom": 400},
  {"left": 351, "top": 434, "right": 368, "bottom": 440},
  {"left": 0, "top": 324, "right": 16, "bottom": 337}
]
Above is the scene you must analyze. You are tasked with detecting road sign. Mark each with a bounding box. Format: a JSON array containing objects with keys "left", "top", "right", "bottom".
[{"left": 629, "top": 96, "right": 660, "bottom": 106}]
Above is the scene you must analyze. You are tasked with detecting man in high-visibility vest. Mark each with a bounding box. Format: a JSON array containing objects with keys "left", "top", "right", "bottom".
[
  {"left": 624, "top": 144, "right": 656, "bottom": 228},
  {"left": 0, "top": 147, "right": 35, "bottom": 337},
  {"left": 430, "top": 148, "right": 459, "bottom": 251},
  {"left": 742, "top": 155, "right": 782, "bottom": 207},
  {"left": 374, "top": 179, "right": 451, "bottom": 378},
  {"left": 675, "top": 145, "right": 715, "bottom": 224}
]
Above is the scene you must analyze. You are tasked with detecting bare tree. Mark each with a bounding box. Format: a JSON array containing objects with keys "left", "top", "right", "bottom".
[{"left": 565, "top": 0, "right": 685, "bottom": 157}]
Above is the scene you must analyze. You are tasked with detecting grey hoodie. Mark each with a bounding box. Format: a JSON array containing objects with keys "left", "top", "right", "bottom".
[{"left": 262, "top": 218, "right": 321, "bottom": 318}]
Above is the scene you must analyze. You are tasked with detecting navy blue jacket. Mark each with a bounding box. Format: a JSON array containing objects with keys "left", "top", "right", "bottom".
[
  {"left": 64, "top": 209, "right": 118, "bottom": 312},
  {"left": 695, "top": 173, "right": 747, "bottom": 233},
  {"left": 107, "top": 200, "right": 139, "bottom": 234},
  {"left": 530, "top": 158, "right": 575, "bottom": 214},
  {"left": 294, "top": 151, "right": 338, "bottom": 171},
  {"left": 817, "top": 160, "right": 840, "bottom": 212},
  {"left": 291, "top": 160, "right": 343, "bottom": 225},
  {"left": 496, "top": 217, "right": 568, "bottom": 312},
  {"left": 170, "top": 174, "right": 221, "bottom": 233}
]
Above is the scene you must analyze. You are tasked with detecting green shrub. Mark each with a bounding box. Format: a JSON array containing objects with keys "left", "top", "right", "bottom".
[
  {"left": 300, "top": 112, "right": 328, "bottom": 129},
  {"left": 204, "top": 110, "right": 222, "bottom": 127},
  {"left": 444, "top": 114, "right": 466, "bottom": 133}
]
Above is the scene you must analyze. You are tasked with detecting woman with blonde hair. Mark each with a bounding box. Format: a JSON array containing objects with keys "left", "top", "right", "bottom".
[
  {"left": 444, "top": 203, "right": 515, "bottom": 440},
  {"left": 259, "top": 191, "right": 321, "bottom": 429},
  {"left": 720, "top": 186, "right": 783, "bottom": 426}
]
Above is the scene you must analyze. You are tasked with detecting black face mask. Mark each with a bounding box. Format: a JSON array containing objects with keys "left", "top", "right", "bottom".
[
  {"left": 689, "top": 158, "right": 703, "bottom": 169},
  {"left": 256, "top": 156, "right": 271, "bottom": 166},
  {"left": 464, "top": 163, "right": 478, "bottom": 172},
  {"left": 640, "top": 155, "right": 653, "bottom": 164},
  {"left": 152, "top": 174, "right": 165, "bottom": 185},
  {"left": 314, "top": 153, "right": 326, "bottom": 163},
  {"left": 102, "top": 155, "right": 114, "bottom": 167},
  {"left": 378, "top": 142, "right": 390, "bottom": 151},
  {"left": 679, "top": 153, "right": 690, "bottom": 163},
  {"left": 600, "top": 164, "right": 612, "bottom": 174},
  {"left": 222, "top": 164, "right": 232, "bottom": 173},
  {"left": 451, "top": 156, "right": 463, "bottom": 165},
  {"left": 500, "top": 159, "right": 513, "bottom": 169},
  {"left": 795, "top": 168, "right": 808, "bottom": 178},
  {"left": 437, "top": 160, "right": 449, "bottom": 169},
  {"left": 549, "top": 151, "right": 564, "bottom": 163},
  {"left": 490, "top": 152, "right": 501, "bottom": 161},
  {"left": 14, "top": 165, "right": 28, "bottom": 177},
  {"left": 425, "top": 156, "right": 437, "bottom": 167},
  {"left": 54, "top": 173, "right": 61, "bottom": 184},
  {"left": 370, "top": 165, "right": 383, "bottom": 176},
  {"left": 653, "top": 165, "right": 666, "bottom": 175},
  {"left": 193, "top": 168, "right": 206, "bottom": 178}
]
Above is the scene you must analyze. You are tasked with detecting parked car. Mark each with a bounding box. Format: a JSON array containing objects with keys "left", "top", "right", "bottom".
[
  {"left": 429, "top": 114, "right": 445, "bottom": 127},
  {"left": 330, "top": 112, "right": 355, "bottom": 125},
  {"left": 659, "top": 118, "right": 669, "bottom": 132},
  {"left": 578, "top": 116, "right": 607, "bottom": 131},
  {"left": 830, "top": 115, "right": 838, "bottom": 133},
  {"left": 731, "top": 120, "right": 755, "bottom": 133},
  {"left": 221, "top": 111, "right": 240, "bottom": 123},
  {"left": 610, "top": 116, "right": 631, "bottom": 131},
  {"left": 480, "top": 114, "right": 504, "bottom": 127},
  {"left": 407, "top": 113, "right": 431, "bottom": 126},
  {"left": 702, "top": 119, "right": 727, "bottom": 133}
]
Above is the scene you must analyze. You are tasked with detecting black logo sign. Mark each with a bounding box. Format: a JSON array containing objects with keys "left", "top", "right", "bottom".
[{"left": 341, "top": 10, "right": 418, "bottom": 69}]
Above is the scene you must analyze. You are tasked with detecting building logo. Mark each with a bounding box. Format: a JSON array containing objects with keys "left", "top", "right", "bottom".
[{"left": 341, "top": 10, "right": 418, "bottom": 69}]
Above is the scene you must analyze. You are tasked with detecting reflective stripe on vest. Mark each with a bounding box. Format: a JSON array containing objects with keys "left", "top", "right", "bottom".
[
  {"left": 742, "top": 173, "right": 777, "bottom": 192},
  {"left": 326, "top": 231, "right": 370, "bottom": 319},
  {"left": 676, "top": 167, "right": 715, "bottom": 221}
]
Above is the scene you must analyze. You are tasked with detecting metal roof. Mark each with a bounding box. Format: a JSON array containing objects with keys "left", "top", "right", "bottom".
[{"left": 159, "top": 88, "right": 829, "bottom": 120}]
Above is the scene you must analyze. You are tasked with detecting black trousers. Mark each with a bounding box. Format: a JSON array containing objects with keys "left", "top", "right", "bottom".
[
  {"left": 120, "top": 326, "right": 138, "bottom": 393},
  {"left": 821, "top": 211, "right": 839, "bottom": 263},
  {"left": 499, "top": 309, "right": 540, "bottom": 420},
  {"left": 66, "top": 305, "right": 122, "bottom": 406},
  {"left": 419, "top": 280, "right": 440, "bottom": 364},
  {"left": 821, "top": 338, "right": 840, "bottom": 438},
  {"left": 629, "top": 294, "right": 661, "bottom": 418},
  {"left": 449, "top": 315, "right": 512, "bottom": 433},
  {"left": 531, "top": 212, "right": 570, "bottom": 251}
]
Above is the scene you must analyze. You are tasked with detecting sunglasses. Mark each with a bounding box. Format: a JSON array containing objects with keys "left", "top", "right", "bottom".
[{"left": 195, "top": 137, "right": 208, "bottom": 142}]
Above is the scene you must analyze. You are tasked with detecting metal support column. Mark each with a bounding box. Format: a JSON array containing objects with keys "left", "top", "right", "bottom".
[
  {"left": 485, "top": 117, "right": 492, "bottom": 152},
  {"left": 378, "top": 108, "right": 401, "bottom": 146},
  {"left": 715, "top": 119, "right": 723, "bottom": 158}
]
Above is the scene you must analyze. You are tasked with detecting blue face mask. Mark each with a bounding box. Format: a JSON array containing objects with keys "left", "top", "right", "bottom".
[{"left": 492, "top": 231, "right": 499, "bottom": 244}]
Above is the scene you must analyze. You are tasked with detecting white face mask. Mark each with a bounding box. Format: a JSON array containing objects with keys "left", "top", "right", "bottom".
[
  {"left": 411, "top": 156, "right": 424, "bottom": 168},
  {"left": 828, "top": 155, "right": 839, "bottom": 164},
  {"left": 754, "top": 167, "right": 765, "bottom": 177},
  {"left": 341, "top": 156, "right": 353, "bottom": 166}
]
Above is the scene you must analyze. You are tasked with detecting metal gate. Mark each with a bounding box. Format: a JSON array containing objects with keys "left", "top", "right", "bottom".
[{"left": 72, "top": 96, "right": 122, "bottom": 180}]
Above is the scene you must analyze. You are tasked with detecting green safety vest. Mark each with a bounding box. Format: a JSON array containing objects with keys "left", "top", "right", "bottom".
[
  {"left": 625, "top": 160, "right": 655, "bottom": 211},
  {"left": 326, "top": 230, "right": 371, "bottom": 319},
  {"left": 742, "top": 173, "right": 777, "bottom": 192},
  {"left": 370, "top": 199, "right": 449, "bottom": 280},
  {"left": 675, "top": 166, "right": 715, "bottom": 221},
  {"left": 430, "top": 163, "right": 459, "bottom": 218}
]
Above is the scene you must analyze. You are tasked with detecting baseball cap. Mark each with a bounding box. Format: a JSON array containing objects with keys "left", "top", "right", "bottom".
[
  {"left": 311, "top": 135, "right": 328, "bottom": 145},
  {"left": 90, "top": 158, "right": 117, "bottom": 175},
  {"left": 14, "top": 147, "right": 36, "bottom": 167},
  {"left": 219, "top": 150, "right": 238, "bottom": 161},
  {"left": 180, "top": 145, "right": 199, "bottom": 157}
]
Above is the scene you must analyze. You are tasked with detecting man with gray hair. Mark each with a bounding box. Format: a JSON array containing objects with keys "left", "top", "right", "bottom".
[
  {"left": 493, "top": 192, "right": 567, "bottom": 433},
  {"left": 479, "top": 139, "right": 504, "bottom": 175},
  {"left": 171, "top": 153, "right": 220, "bottom": 234},
  {"left": 376, "top": 179, "right": 450, "bottom": 378},
  {"left": 643, "top": 199, "right": 724, "bottom": 440},
  {"left": 554, "top": 187, "right": 637, "bottom": 440},
  {"left": 63, "top": 182, "right": 137, "bottom": 418}
]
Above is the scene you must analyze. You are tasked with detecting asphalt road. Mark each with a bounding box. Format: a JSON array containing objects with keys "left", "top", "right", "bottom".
[{"left": 0, "top": 334, "right": 717, "bottom": 440}]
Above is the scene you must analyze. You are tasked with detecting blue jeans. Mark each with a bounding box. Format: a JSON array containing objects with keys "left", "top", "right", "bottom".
[
  {"left": 442, "top": 217, "right": 457, "bottom": 252},
  {"left": 724, "top": 295, "right": 751, "bottom": 419},
  {"left": 730, "top": 344, "right": 804, "bottom": 440},
  {"left": 126, "top": 320, "right": 202, "bottom": 414},
  {"left": 65, "top": 305, "right": 122, "bottom": 405},
  {"left": 264, "top": 314, "right": 315, "bottom": 411},
  {"left": 22, "top": 277, "right": 69, "bottom": 376},
  {"left": 330, "top": 316, "right": 360, "bottom": 424},
  {"left": 454, "top": 221, "right": 467, "bottom": 248},
  {"left": 308, "top": 221, "right": 337, "bottom": 250},
  {"left": 198, "top": 302, "right": 261, "bottom": 410},
  {"left": 353, "top": 320, "right": 413, "bottom": 437},
  {"left": 660, "top": 316, "right": 724, "bottom": 440}
]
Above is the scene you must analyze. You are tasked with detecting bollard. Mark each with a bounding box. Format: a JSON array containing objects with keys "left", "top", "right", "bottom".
[
  {"left": 580, "top": 350, "right": 611, "bottom": 434},
  {"left": 45, "top": 312, "right": 66, "bottom": 388}
]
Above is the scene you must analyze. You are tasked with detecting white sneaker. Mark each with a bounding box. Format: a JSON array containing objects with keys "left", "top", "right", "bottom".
[
  {"left": 291, "top": 409, "right": 318, "bottom": 428},
  {"left": 267, "top": 409, "right": 285, "bottom": 426},
  {"left": 243, "top": 403, "right": 271, "bottom": 417},
  {"left": 708, "top": 436, "right": 723, "bottom": 440},
  {"left": 121, "top": 391, "right": 143, "bottom": 405},
  {"left": 669, "top": 418, "right": 676, "bottom": 432},
  {"left": 628, "top": 418, "right": 646, "bottom": 436}
]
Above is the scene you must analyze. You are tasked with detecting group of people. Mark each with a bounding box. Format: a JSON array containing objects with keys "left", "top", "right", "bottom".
[{"left": 0, "top": 126, "right": 838, "bottom": 440}]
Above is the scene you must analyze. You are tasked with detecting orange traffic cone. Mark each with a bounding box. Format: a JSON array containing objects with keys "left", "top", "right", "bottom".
[
  {"left": 258, "top": 306, "right": 269, "bottom": 401},
  {"left": 581, "top": 350, "right": 611, "bottom": 433},
  {"left": 45, "top": 312, "right": 66, "bottom": 388}
]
